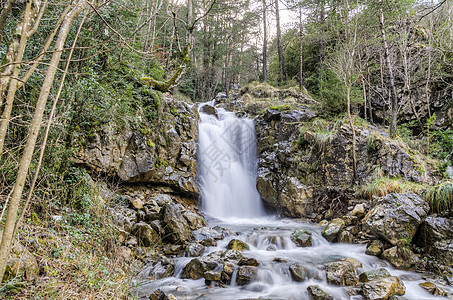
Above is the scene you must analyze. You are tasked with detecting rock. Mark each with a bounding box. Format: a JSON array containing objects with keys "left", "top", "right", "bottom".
[
  {"left": 3, "top": 241, "right": 39, "bottom": 282},
  {"left": 322, "top": 218, "right": 345, "bottom": 242},
  {"left": 319, "top": 220, "right": 329, "bottom": 227},
  {"left": 351, "top": 204, "right": 365, "bottom": 217},
  {"left": 418, "top": 281, "right": 447, "bottom": 296},
  {"left": 203, "top": 270, "right": 221, "bottom": 281},
  {"left": 145, "top": 256, "right": 175, "bottom": 280},
  {"left": 131, "top": 222, "right": 161, "bottom": 247},
  {"left": 238, "top": 257, "right": 260, "bottom": 267},
  {"left": 192, "top": 226, "right": 231, "bottom": 243},
  {"left": 181, "top": 258, "right": 218, "bottom": 280},
  {"left": 277, "top": 178, "right": 314, "bottom": 217},
  {"left": 149, "top": 289, "right": 169, "bottom": 300},
  {"left": 307, "top": 285, "right": 334, "bottom": 300},
  {"left": 361, "top": 276, "right": 406, "bottom": 300},
  {"left": 236, "top": 266, "right": 258, "bottom": 285},
  {"left": 119, "top": 246, "right": 132, "bottom": 261},
  {"left": 382, "top": 246, "right": 418, "bottom": 270},
  {"left": 152, "top": 194, "right": 172, "bottom": 206},
  {"left": 338, "top": 231, "right": 354, "bottom": 243},
  {"left": 324, "top": 261, "right": 359, "bottom": 286},
  {"left": 359, "top": 268, "right": 391, "bottom": 282},
  {"left": 291, "top": 229, "right": 312, "bottom": 247},
  {"left": 200, "top": 104, "right": 218, "bottom": 118},
  {"left": 343, "top": 257, "right": 362, "bottom": 269},
  {"left": 161, "top": 203, "right": 192, "bottom": 244},
  {"left": 185, "top": 243, "right": 205, "bottom": 257},
  {"left": 362, "top": 192, "right": 429, "bottom": 246},
  {"left": 183, "top": 210, "right": 206, "bottom": 231},
  {"left": 289, "top": 262, "right": 306, "bottom": 282},
  {"left": 131, "top": 198, "right": 144, "bottom": 210},
  {"left": 366, "top": 240, "right": 384, "bottom": 256},
  {"left": 417, "top": 216, "right": 453, "bottom": 266},
  {"left": 227, "top": 239, "right": 249, "bottom": 251}
]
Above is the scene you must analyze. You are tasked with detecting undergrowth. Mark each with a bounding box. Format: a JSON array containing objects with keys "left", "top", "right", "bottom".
[
  {"left": 358, "top": 176, "right": 427, "bottom": 199},
  {"left": 424, "top": 181, "right": 453, "bottom": 215}
]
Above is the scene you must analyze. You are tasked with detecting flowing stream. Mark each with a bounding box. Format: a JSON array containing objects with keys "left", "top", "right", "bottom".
[{"left": 133, "top": 105, "right": 450, "bottom": 299}]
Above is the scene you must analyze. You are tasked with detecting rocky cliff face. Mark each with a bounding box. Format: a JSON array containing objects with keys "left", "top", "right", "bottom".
[{"left": 72, "top": 96, "right": 199, "bottom": 196}]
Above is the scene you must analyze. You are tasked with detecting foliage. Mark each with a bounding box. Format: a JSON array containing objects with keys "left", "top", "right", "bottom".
[
  {"left": 424, "top": 181, "right": 453, "bottom": 215},
  {"left": 358, "top": 176, "right": 426, "bottom": 199}
]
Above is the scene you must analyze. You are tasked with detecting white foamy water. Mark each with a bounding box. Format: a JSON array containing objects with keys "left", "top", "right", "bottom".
[{"left": 196, "top": 103, "right": 265, "bottom": 219}]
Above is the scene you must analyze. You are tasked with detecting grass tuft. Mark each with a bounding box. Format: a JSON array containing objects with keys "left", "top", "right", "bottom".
[
  {"left": 424, "top": 181, "right": 453, "bottom": 214},
  {"left": 358, "top": 176, "right": 426, "bottom": 199}
]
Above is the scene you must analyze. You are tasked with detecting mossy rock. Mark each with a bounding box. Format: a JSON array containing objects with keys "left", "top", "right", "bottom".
[{"left": 227, "top": 239, "right": 249, "bottom": 251}]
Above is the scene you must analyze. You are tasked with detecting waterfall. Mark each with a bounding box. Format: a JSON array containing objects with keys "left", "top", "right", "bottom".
[{"left": 197, "top": 103, "right": 265, "bottom": 219}]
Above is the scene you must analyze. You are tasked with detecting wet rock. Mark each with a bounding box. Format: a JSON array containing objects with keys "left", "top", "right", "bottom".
[
  {"left": 343, "top": 257, "right": 362, "bottom": 269},
  {"left": 307, "top": 285, "right": 334, "bottom": 300},
  {"left": 324, "top": 261, "right": 359, "bottom": 286},
  {"left": 278, "top": 178, "right": 314, "bottom": 217},
  {"left": 145, "top": 256, "right": 175, "bottom": 280},
  {"left": 417, "top": 216, "right": 453, "bottom": 266},
  {"left": 366, "top": 240, "right": 384, "bottom": 256},
  {"left": 338, "top": 231, "right": 354, "bottom": 243},
  {"left": 131, "top": 222, "right": 161, "bottom": 247},
  {"left": 149, "top": 289, "right": 169, "bottom": 300},
  {"left": 418, "top": 281, "right": 447, "bottom": 296},
  {"left": 192, "top": 226, "right": 231, "bottom": 243},
  {"left": 382, "top": 246, "right": 418, "bottom": 270},
  {"left": 236, "top": 266, "right": 258, "bottom": 285},
  {"left": 181, "top": 258, "right": 219, "bottom": 280},
  {"left": 227, "top": 239, "right": 250, "bottom": 251},
  {"left": 359, "top": 268, "right": 391, "bottom": 282},
  {"left": 273, "top": 257, "right": 288, "bottom": 263},
  {"left": 351, "top": 204, "right": 366, "bottom": 218},
  {"left": 361, "top": 276, "right": 406, "bottom": 300},
  {"left": 363, "top": 192, "right": 429, "bottom": 246},
  {"left": 238, "top": 257, "right": 260, "bottom": 267},
  {"left": 291, "top": 229, "right": 312, "bottom": 247},
  {"left": 183, "top": 210, "right": 206, "bottom": 231},
  {"left": 185, "top": 243, "right": 205, "bottom": 257},
  {"left": 322, "top": 218, "right": 345, "bottom": 242},
  {"left": 4, "top": 241, "right": 39, "bottom": 281},
  {"left": 200, "top": 104, "right": 218, "bottom": 118},
  {"left": 161, "top": 203, "right": 191, "bottom": 244},
  {"left": 204, "top": 270, "right": 221, "bottom": 281},
  {"left": 289, "top": 262, "right": 306, "bottom": 282}
]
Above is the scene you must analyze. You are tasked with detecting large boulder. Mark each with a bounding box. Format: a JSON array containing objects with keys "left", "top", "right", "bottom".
[
  {"left": 131, "top": 222, "right": 161, "bottom": 247},
  {"left": 137, "top": 256, "right": 175, "bottom": 280},
  {"left": 324, "top": 261, "right": 359, "bottom": 286},
  {"left": 236, "top": 266, "right": 258, "bottom": 285},
  {"left": 3, "top": 241, "right": 39, "bottom": 282},
  {"left": 291, "top": 229, "right": 312, "bottom": 247},
  {"left": 73, "top": 97, "right": 199, "bottom": 196},
  {"left": 307, "top": 285, "right": 334, "bottom": 300},
  {"left": 417, "top": 216, "right": 453, "bottom": 266},
  {"left": 362, "top": 192, "right": 429, "bottom": 245},
  {"left": 322, "top": 218, "right": 345, "bottom": 242},
  {"left": 360, "top": 276, "right": 406, "bottom": 300},
  {"left": 381, "top": 246, "right": 418, "bottom": 270},
  {"left": 161, "top": 203, "right": 192, "bottom": 244}
]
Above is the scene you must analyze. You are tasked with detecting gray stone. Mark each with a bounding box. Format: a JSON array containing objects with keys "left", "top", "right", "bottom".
[
  {"left": 366, "top": 240, "right": 384, "bottom": 256},
  {"left": 236, "top": 266, "right": 258, "bottom": 285},
  {"left": 307, "top": 285, "right": 334, "bottom": 300},
  {"left": 185, "top": 243, "right": 205, "bottom": 257},
  {"left": 324, "top": 261, "right": 359, "bottom": 286},
  {"left": 359, "top": 268, "right": 391, "bottom": 282},
  {"left": 161, "top": 203, "right": 192, "bottom": 244},
  {"left": 291, "top": 229, "right": 312, "bottom": 247},
  {"left": 361, "top": 276, "right": 406, "bottom": 300},
  {"left": 289, "top": 262, "right": 306, "bottom": 282},
  {"left": 131, "top": 222, "right": 161, "bottom": 247},
  {"left": 322, "top": 218, "right": 345, "bottom": 242},
  {"left": 382, "top": 246, "right": 418, "bottom": 270}
]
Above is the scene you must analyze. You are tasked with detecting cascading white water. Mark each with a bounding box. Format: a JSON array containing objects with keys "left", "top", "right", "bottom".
[{"left": 197, "top": 103, "right": 265, "bottom": 219}]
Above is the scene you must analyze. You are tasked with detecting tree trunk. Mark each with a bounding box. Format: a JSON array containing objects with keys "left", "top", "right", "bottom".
[
  {"left": 224, "top": 34, "right": 230, "bottom": 96},
  {"left": 0, "top": 0, "right": 16, "bottom": 44},
  {"left": 0, "top": 0, "right": 87, "bottom": 281},
  {"left": 347, "top": 79, "right": 357, "bottom": 184},
  {"left": 318, "top": 0, "right": 325, "bottom": 70},
  {"left": 262, "top": 0, "right": 267, "bottom": 82},
  {"left": 299, "top": 5, "right": 304, "bottom": 90},
  {"left": 275, "top": 0, "right": 284, "bottom": 83},
  {"left": 0, "top": 0, "right": 42, "bottom": 159},
  {"left": 378, "top": 1, "right": 398, "bottom": 138}
]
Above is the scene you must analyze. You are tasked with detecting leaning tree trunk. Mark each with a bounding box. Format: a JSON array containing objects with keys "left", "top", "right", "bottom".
[
  {"left": 379, "top": 2, "right": 398, "bottom": 138},
  {"left": 0, "top": 0, "right": 87, "bottom": 281}
]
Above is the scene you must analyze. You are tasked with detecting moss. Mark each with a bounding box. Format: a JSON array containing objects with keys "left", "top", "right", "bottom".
[{"left": 269, "top": 104, "right": 292, "bottom": 111}]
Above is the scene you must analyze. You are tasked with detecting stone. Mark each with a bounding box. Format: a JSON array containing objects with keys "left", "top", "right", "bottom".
[
  {"left": 351, "top": 204, "right": 366, "bottom": 217},
  {"left": 418, "top": 281, "right": 447, "bottom": 296},
  {"left": 343, "top": 257, "right": 362, "bottom": 269},
  {"left": 145, "top": 256, "right": 175, "bottom": 280},
  {"left": 382, "top": 246, "right": 418, "bottom": 270},
  {"left": 359, "top": 268, "right": 391, "bottom": 282},
  {"left": 362, "top": 193, "right": 429, "bottom": 246},
  {"left": 361, "top": 276, "right": 406, "bottom": 300},
  {"left": 203, "top": 270, "right": 221, "bottom": 281},
  {"left": 417, "top": 216, "right": 453, "bottom": 266},
  {"left": 366, "top": 240, "right": 384, "bottom": 256},
  {"left": 324, "top": 261, "right": 359, "bottom": 286},
  {"left": 131, "top": 198, "right": 144, "bottom": 210},
  {"left": 192, "top": 226, "right": 231, "bottom": 242},
  {"left": 183, "top": 210, "right": 206, "bottom": 231},
  {"left": 199, "top": 104, "right": 218, "bottom": 118},
  {"left": 322, "top": 218, "right": 345, "bottom": 242},
  {"left": 289, "top": 262, "right": 306, "bottom": 282},
  {"left": 131, "top": 222, "right": 161, "bottom": 247},
  {"left": 238, "top": 257, "right": 260, "bottom": 267},
  {"left": 152, "top": 194, "right": 172, "bottom": 206},
  {"left": 291, "top": 229, "right": 312, "bottom": 247},
  {"left": 4, "top": 241, "right": 39, "bottom": 282},
  {"left": 277, "top": 178, "right": 314, "bottom": 217},
  {"left": 181, "top": 258, "right": 218, "bottom": 280},
  {"left": 319, "top": 220, "right": 329, "bottom": 227},
  {"left": 338, "top": 231, "right": 354, "bottom": 243},
  {"left": 236, "top": 266, "right": 258, "bottom": 285},
  {"left": 227, "top": 239, "right": 249, "bottom": 251},
  {"left": 185, "top": 243, "right": 205, "bottom": 257},
  {"left": 161, "top": 203, "right": 192, "bottom": 244},
  {"left": 307, "top": 285, "right": 334, "bottom": 300},
  {"left": 149, "top": 289, "right": 169, "bottom": 300}
]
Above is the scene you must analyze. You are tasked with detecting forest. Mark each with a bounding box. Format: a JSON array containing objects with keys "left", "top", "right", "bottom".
[{"left": 0, "top": 0, "right": 452, "bottom": 298}]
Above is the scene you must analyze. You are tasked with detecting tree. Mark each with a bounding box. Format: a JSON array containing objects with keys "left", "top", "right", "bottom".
[
  {"left": 275, "top": 0, "right": 285, "bottom": 83},
  {"left": 0, "top": 0, "right": 87, "bottom": 281},
  {"left": 262, "top": 0, "right": 268, "bottom": 81}
]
